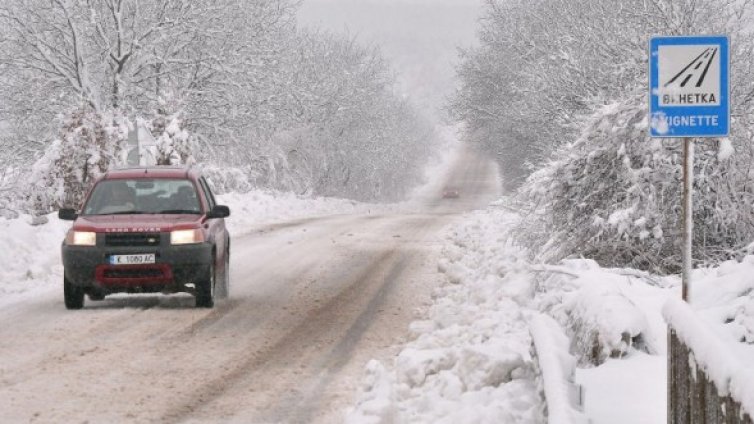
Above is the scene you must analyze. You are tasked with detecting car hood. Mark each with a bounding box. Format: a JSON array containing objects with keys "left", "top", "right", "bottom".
[{"left": 72, "top": 214, "right": 203, "bottom": 233}]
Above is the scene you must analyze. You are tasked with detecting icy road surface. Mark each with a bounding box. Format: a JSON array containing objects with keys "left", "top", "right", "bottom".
[{"left": 0, "top": 147, "right": 500, "bottom": 424}]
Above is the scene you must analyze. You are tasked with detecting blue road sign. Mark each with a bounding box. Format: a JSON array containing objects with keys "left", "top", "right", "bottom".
[{"left": 649, "top": 35, "right": 729, "bottom": 138}]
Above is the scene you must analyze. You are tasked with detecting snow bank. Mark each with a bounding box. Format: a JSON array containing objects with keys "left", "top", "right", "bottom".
[
  {"left": 355, "top": 196, "right": 754, "bottom": 423},
  {"left": 531, "top": 259, "right": 675, "bottom": 423},
  {"left": 535, "top": 259, "right": 668, "bottom": 364},
  {"left": 529, "top": 314, "right": 587, "bottom": 424},
  {"left": 535, "top": 246, "right": 754, "bottom": 421},
  {"left": 0, "top": 213, "right": 69, "bottom": 300},
  {"left": 345, "top": 201, "right": 677, "bottom": 423},
  {"left": 689, "top": 257, "right": 754, "bottom": 348},
  {"left": 346, "top": 207, "right": 545, "bottom": 423}
]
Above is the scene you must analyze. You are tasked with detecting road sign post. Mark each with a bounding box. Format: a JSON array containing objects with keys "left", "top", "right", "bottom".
[
  {"left": 652, "top": 36, "right": 730, "bottom": 424},
  {"left": 681, "top": 137, "right": 693, "bottom": 302},
  {"left": 649, "top": 35, "right": 730, "bottom": 303}
]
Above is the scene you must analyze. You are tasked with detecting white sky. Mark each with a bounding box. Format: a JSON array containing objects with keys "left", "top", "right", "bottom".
[{"left": 297, "top": 0, "right": 483, "bottom": 121}]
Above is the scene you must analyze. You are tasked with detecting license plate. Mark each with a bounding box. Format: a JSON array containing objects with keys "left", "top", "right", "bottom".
[{"left": 109, "top": 254, "right": 156, "bottom": 265}]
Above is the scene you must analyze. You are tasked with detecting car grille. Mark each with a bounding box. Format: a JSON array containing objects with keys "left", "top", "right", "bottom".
[{"left": 105, "top": 233, "right": 161, "bottom": 247}]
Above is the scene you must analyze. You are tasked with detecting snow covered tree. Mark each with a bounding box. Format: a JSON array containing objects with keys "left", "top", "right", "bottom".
[
  {"left": 151, "top": 101, "right": 195, "bottom": 166},
  {"left": 0, "top": 1, "right": 249, "bottom": 165},
  {"left": 451, "top": 0, "right": 754, "bottom": 188},
  {"left": 258, "top": 29, "right": 436, "bottom": 201},
  {"left": 28, "top": 106, "right": 129, "bottom": 213},
  {"left": 2, "top": 0, "right": 437, "bottom": 206}
]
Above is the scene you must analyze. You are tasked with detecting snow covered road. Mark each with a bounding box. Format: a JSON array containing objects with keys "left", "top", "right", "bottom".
[{"left": 0, "top": 147, "right": 500, "bottom": 423}]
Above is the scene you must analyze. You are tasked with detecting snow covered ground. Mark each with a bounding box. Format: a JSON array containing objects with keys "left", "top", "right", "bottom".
[
  {"left": 4, "top": 197, "right": 752, "bottom": 424},
  {"left": 345, "top": 199, "right": 754, "bottom": 423},
  {"left": 345, "top": 207, "right": 551, "bottom": 423}
]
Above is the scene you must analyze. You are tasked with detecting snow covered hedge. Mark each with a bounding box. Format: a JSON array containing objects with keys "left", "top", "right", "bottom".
[{"left": 516, "top": 96, "right": 754, "bottom": 274}]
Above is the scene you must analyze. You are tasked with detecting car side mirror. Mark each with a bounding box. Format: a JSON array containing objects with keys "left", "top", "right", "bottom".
[
  {"left": 58, "top": 208, "right": 78, "bottom": 221},
  {"left": 207, "top": 205, "right": 230, "bottom": 219}
]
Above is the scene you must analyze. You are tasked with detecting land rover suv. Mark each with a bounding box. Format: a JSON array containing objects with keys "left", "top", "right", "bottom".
[{"left": 58, "top": 167, "right": 230, "bottom": 309}]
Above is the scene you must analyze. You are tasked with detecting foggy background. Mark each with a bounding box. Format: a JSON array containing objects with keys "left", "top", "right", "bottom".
[{"left": 297, "top": 0, "right": 483, "bottom": 120}]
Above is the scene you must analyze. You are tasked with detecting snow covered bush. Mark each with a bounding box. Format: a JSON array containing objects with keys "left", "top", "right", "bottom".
[
  {"left": 516, "top": 96, "right": 754, "bottom": 274},
  {"left": 150, "top": 106, "right": 195, "bottom": 166},
  {"left": 534, "top": 259, "right": 656, "bottom": 365},
  {"left": 27, "top": 106, "right": 129, "bottom": 213},
  {"left": 0, "top": 166, "right": 23, "bottom": 219}
]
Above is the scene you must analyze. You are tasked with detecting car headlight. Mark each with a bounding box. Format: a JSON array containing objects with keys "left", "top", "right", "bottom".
[
  {"left": 66, "top": 231, "right": 96, "bottom": 246},
  {"left": 170, "top": 229, "right": 204, "bottom": 245}
]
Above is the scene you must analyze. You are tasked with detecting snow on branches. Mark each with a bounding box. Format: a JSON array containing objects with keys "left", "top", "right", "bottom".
[
  {"left": 151, "top": 105, "right": 195, "bottom": 167},
  {"left": 1, "top": 0, "right": 436, "bottom": 207},
  {"left": 516, "top": 96, "right": 754, "bottom": 274},
  {"left": 451, "top": 0, "right": 754, "bottom": 189},
  {"left": 27, "top": 106, "right": 129, "bottom": 213}
]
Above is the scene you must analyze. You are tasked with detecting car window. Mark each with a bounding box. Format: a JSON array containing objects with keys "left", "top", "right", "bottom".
[
  {"left": 83, "top": 179, "right": 202, "bottom": 215},
  {"left": 198, "top": 177, "right": 216, "bottom": 210}
]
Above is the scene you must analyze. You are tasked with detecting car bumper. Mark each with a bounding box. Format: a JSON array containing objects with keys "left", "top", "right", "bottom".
[{"left": 62, "top": 237, "right": 213, "bottom": 293}]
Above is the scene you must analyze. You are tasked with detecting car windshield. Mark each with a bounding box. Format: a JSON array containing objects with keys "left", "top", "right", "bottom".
[{"left": 82, "top": 179, "right": 202, "bottom": 215}]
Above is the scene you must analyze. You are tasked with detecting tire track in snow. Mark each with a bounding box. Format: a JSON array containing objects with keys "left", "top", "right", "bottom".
[{"left": 160, "top": 250, "right": 397, "bottom": 423}]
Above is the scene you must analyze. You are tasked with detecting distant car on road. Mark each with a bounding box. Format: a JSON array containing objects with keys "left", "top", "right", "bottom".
[
  {"left": 58, "top": 167, "right": 231, "bottom": 309},
  {"left": 442, "top": 187, "right": 460, "bottom": 199}
]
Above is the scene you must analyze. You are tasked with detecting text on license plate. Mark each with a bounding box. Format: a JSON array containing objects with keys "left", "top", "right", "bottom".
[{"left": 109, "top": 254, "right": 156, "bottom": 265}]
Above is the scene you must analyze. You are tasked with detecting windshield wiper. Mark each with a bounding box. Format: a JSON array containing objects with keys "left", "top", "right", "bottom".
[
  {"left": 93, "top": 211, "right": 148, "bottom": 215},
  {"left": 157, "top": 209, "right": 201, "bottom": 214}
]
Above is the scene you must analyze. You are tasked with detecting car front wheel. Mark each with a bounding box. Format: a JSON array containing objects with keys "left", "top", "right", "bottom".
[
  {"left": 195, "top": 262, "right": 215, "bottom": 308},
  {"left": 64, "top": 277, "right": 85, "bottom": 310}
]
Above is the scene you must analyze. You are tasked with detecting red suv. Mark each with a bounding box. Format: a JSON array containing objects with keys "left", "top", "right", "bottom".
[{"left": 58, "top": 167, "right": 230, "bottom": 309}]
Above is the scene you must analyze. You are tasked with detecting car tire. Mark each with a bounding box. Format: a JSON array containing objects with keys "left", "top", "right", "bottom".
[
  {"left": 64, "top": 277, "right": 85, "bottom": 310},
  {"left": 195, "top": 261, "right": 215, "bottom": 308}
]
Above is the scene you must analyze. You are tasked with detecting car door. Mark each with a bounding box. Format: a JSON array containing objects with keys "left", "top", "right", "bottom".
[{"left": 198, "top": 177, "right": 227, "bottom": 264}]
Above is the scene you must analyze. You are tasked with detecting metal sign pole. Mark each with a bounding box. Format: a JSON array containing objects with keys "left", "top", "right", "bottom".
[
  {"left": 682, "top": 137, "right": 694, "bottom": 302},
  {"left": 651, "top": 35, "right": 727, "bottom": 424}
]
